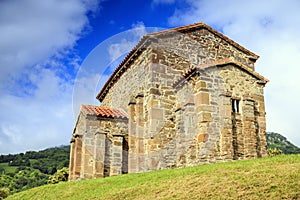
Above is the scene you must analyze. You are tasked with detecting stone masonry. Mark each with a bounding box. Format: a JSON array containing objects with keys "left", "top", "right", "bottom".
[{"left": 69, "top": 22, "right": 268, "bottom": 181}]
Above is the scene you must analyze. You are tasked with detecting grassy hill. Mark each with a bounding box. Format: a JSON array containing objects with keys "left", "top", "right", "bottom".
[{"left": 6, "top": 154, "right": 300, "bottom": 200}]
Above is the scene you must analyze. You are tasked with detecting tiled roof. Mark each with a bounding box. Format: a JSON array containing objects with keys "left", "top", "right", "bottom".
[
  {"left": 173, "top": 57, "right": 269, "bottom": 88},
  {"left": 81, "top": 105, "right": 128, "bottom": 119},
  {"left": 96, "top": 22, "right": 260, "bottom": 102}
]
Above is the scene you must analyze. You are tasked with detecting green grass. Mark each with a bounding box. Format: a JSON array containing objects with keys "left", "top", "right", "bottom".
[
  {"left": 0, "top": 163, "right": 18, "bottom": 174},
  {"left": 7, "top": 155, "right": 300, "bottom": 200}
]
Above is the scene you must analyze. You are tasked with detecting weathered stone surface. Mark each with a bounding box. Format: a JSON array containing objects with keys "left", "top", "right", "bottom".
[{"left": 69, "top": 23, "right": 268, "bottom": 181}]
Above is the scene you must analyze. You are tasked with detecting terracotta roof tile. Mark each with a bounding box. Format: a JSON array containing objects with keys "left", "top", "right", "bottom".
[{"left": 81, "top": 105, "right": 128, "bottom": 119}]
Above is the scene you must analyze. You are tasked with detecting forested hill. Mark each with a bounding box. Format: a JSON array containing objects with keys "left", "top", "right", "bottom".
[
  {"left": 0, "top": 145, "right": 70, "bottom": 174},
  {"left": 0, "top": 145, "right": 70, "bottom": 195},
  {"left": 266, "top": 132, "right": 300, "bottom": 154}
]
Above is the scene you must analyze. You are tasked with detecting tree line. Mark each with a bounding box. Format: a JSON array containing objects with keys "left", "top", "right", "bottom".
[{"left": 0, "top": 145, "right": 70, "bottom": 197}]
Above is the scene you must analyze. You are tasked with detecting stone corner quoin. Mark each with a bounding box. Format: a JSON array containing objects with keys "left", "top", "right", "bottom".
[{"left": 68, "top": 22, "right": 268, "bottom": 181}]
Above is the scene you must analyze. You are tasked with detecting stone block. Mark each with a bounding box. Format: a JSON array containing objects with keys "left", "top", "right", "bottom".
[
  {"left": 200, "top": 112, "right": 212, "bottom": 122},
  {"left": 149, "top": 88, "right": 161, "bottom": 95},
  {"left": 149, "top": 108, "right": 163, "bottom": 120},
  {"left": 196, "top": 81, "right": 207, "bottom": 89},
  {"left": 195, "top": 92, "right": 210, "bottom": 105},
  {"left": 113, "top": 140, "right": 122, "bottom": 147},
  {"left": 147, "top": 99, "right": 159, "bottom": 109},
  {"left": 197, "top": 133, "right": 209, "bottom": 143}
]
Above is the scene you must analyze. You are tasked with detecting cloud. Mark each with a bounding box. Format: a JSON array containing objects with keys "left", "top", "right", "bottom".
[
  {"left": 72, "top": 22, "right": 149, "bottom": 118},
  {"left": 0, "top": 66, "right": 74, "bottom": 154},
  {"left": 0, "top": 0, "right": 98, "bottom": 84},
  {"left": 0, "top": 0, "right": 100, "bottom": 154},
  {"left": 168, "top": 0, "right": 300, "bottom": 146},
  {"left": 108, "top": 22, "right": 147, "bottom": 61}
]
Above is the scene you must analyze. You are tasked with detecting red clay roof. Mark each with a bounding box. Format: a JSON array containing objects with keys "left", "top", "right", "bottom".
[
  {"left": 173, "top": 57, "right": 269, "bottom": 88},
  {"left": 81, "top": 105, "right": 128, "bottom": 119},
  {"left": 96, "top": 22, "right": 260, "bottom": 102}
]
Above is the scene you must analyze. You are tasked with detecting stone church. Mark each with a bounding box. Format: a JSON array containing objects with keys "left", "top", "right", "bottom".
[{"left": 69, "top": 22, "right": 268, "bottom": 181}]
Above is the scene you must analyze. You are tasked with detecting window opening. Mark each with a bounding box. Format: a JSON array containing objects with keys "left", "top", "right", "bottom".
[{"left": 231, "top": 99, "right": 240, "bottom": 113}]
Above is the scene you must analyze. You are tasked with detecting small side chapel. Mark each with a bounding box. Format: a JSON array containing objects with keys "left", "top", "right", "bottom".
[{"left": 69, "top": 22, "right": 268, "bottom": 181}]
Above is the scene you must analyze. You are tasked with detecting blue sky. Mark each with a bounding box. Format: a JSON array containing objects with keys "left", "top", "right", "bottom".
[{"left": 1, "top": 0, "right": 300, "bottom": 154}]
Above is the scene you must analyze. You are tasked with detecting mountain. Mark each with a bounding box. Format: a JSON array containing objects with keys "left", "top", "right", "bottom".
[{"left": 266, "top": 132, "right": 300, "bottom": 154}]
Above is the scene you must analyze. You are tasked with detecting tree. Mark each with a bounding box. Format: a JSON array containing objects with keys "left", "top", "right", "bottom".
[
  {"left": 267, "top": 148, "right": 283, "bottom": 157},
  {"left": 0, "top": 167, "right": 5, "bottom": 175},
  {"left": 0, "top": 188, "right": 9, "bottom": 199},
  {"left": 9, "top": 168, "right": 48, "bottom": 193},
  {"left": 48, "top": 167, "right": 69, "bottom": 184}
]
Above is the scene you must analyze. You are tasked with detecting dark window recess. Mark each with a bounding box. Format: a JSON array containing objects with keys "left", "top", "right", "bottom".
[{"left": 231, "top": 99, "right": 240, "bottom": 113}]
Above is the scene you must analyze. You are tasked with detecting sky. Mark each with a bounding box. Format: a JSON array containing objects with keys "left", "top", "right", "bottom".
[{"left": 0, "top": 0, "right": 300, "bottom": 154}]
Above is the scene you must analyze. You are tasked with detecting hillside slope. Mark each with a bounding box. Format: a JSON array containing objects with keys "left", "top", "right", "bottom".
[
  {"left": 7, "top": 155, "right": 300, "bottom": 200},
  {"left": 267, "top": 132, "right": 300, "bottom": 154}
]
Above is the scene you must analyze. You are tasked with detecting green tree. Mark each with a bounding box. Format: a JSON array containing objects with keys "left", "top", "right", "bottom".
[
  {"left": 267, "top": 148, "right": 283, "bottom": 157},
  {"left": 48, "top": 167, "right": 69, "bottom": 184},
  {"left": 0, "top": 167, "right": 4, "bottom": 175},
  {"left": 0, "top": 175, "right": 12, "bottom": 188},
  {"left": 0, "top": 187, "right": 9, "bottom": 199},
  {"left": 9, "top": 168, "right": 48, "bottom": 193}
]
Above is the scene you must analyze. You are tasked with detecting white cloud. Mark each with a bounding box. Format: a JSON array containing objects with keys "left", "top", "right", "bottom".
[
  {"left": 168, "top": 0, "right": 300, "bottom": 146},
  {"left": 72, "top": 22, "right": 148, "bottom": 117},
  {"left": 0, "top": 0, "right": 100, "bottom": 154},
  {"left": 0, "top": 0, "right": 98, "bottom": 84},
  {"left": 0, "top": 66, "right": 74, "bottom": 154},
  {"left": 71, "top": 22, "right": 165, "bottom": 119},
  {"left": 108, "top": 22, "right": 147, "bottom": 61}
]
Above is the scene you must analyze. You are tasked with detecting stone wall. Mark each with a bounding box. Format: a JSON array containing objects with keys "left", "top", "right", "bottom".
[
  {"left": 97, "top": 27, "right": 267, "bottom": 173},
  {"left": 101, "top": 48, "right": 153, "bottom": 112},
  {"left": 69, "top": 112, "right": 128, "bottom": 181},
  {"left": 151, "top": 28, "right": 256, "bottom": 71},
  {"left": 71, "top": 24, "right": 267, "bottom": 180}
]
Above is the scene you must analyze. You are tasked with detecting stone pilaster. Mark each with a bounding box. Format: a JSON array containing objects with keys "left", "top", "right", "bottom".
[
  {"left": 73, "top": 135, "right": 82, "bottom": 180},
  {"left": 135, "top": 94, "right": 146, "bottom": 172},
  {"left": 68, "top": 137, "right": 75, "bottom": 181},
  {"left": 128, "top": 100, "right": 138, "bottom": 173},
  {"left": 93, "top": 132, "right": 106, "bottom": 178},
  {"left": 219, "top": 95, "right": 233, "bottom": 160},
  {"left": 110, "top": 136, "right": 123, "bottom": 176},
  {"left": 243, "top": 99, "right": 257, "bottom": 158},
  {"left": 232, "top": 112, "right": 244, "bottom": 159}
]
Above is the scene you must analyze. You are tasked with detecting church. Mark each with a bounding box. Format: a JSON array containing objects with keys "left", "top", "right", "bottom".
[{"left": 69, "top": 22, "right": 268, "bottom": 181}]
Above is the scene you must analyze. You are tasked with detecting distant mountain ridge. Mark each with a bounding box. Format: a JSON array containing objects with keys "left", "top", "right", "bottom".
[{"left": 266, "top": 132, "right": 300, "bottom": 154}]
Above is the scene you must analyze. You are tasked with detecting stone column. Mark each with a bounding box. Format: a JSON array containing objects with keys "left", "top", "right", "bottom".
[
  {"left": 93, "top": 132, "right": 106, "bottom": 178},
  {"left": 110, "top": 136, "right": 123, "bottom": 176}
]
